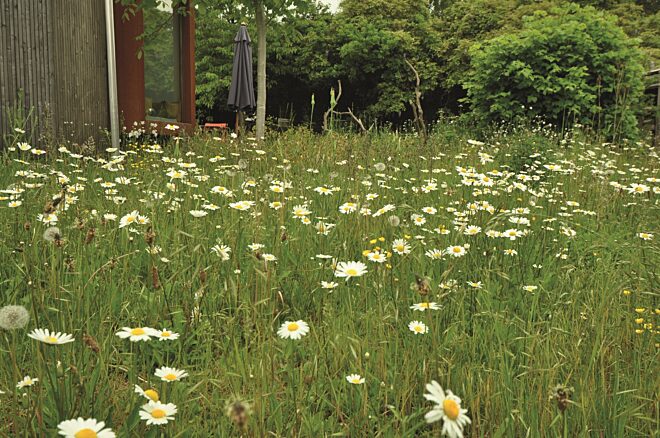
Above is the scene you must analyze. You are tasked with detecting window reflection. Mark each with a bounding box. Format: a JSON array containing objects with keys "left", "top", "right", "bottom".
[{"left": 144, "top": 1, "right": 181, "bottom": 121}]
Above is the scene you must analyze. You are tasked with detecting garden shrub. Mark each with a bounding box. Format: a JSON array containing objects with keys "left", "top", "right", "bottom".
[{"left": 464, "top": 4, "right": 645, "bottom": 140}]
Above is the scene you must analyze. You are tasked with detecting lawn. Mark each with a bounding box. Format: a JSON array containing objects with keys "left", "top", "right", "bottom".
[{"left": 0, "top": 125, "right": 657, "bottom": 437}]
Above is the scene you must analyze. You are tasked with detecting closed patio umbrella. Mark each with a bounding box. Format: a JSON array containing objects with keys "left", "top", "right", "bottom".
[{"left": 227, "top": 23, "right": 255, "bottom": 134}]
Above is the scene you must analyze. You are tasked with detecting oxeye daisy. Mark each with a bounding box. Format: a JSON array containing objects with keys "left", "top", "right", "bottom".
[
  {"left": 392, "top": 239, "right": 411, "bottom": 255},
  {"left": 334, "top": 261, "right": 368, "bottom": 280},
  {"left": 115, "top": 327, "right": 153, "bottom": 342},
  {"left": 28, "top": 328, "right": 75, "bottom": 345},
  {"left": 445, "top": 245, "right": 467, "bottom": 257},
  {"left": 135, "top": 384, "right": 160, "bottom": 401},
  {"left": 410, "top": 302, "right": 441, "bottom": 312},
  {"left": 277, "top": 320, "right": 310, "bottom": 340},
  {"left": 139, "top": 401, "right": 177, "bottom": 425},
  {"left": 321, "top": 281, "right": 338, "bottom": 289},
  {"left": 408, "top": 321, "right": 428, "bottom": 334},
  {"left": 151, "top": 328, "right": 179, "bottom": 341},
  {"left": 346, "top": 374, "right": 365, "bottom": 385},
  {"left": 367, "top": 251, "right": 387, "bottom": 263},
  {"left": 424, "top": 380, "right": 471, "bottom": 437},
  {"left": 57, "top": 417, "right": 116, "bottom": 438},
  {"left": 154, "top": 366, "right": 188, "bottom": 382},
  {"left": 16, "top": 376, "right": 38, "bottom": 389}
]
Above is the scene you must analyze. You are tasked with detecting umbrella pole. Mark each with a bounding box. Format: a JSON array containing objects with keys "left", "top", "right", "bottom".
[{"left": 235, "top": 111, "right": 247, "bottom": 136}]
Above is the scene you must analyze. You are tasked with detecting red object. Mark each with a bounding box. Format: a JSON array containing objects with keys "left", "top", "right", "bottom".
[
  {"left": 113, "top": 1, "right": 196, "bottom": 134},
  {"left": 203, "top": 123, "right": 228, "bottom": 130}
]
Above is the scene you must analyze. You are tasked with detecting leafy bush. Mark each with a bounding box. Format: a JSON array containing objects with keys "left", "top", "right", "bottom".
[{"left": 464, "top": 4, "right": 645, "bottom": 140}]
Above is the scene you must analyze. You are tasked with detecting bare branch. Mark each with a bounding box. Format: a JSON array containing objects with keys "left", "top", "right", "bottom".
[{"left": 404, "top": 58, "right": 428, "bottom": 143}]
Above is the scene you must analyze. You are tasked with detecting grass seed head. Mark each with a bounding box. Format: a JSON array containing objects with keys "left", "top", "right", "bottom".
[
  {"left": 549, "top": 385, "right": 573, "bottom": 412},
  {"left": 226, "top": 398, "right": 252, "bottom": 429}
]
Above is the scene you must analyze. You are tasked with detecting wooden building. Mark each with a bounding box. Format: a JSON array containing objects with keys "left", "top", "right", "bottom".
[{"left": 0, "top": 0, "right": 195, "bottom": 148}]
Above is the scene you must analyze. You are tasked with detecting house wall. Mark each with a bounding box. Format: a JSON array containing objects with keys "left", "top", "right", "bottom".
[{"left": 0, "top": 0, "right": 109, "bottom": 148}]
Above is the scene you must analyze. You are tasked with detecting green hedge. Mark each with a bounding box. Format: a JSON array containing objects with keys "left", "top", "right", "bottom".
[{"left": 464, "top": 4, "right": 645, "bottom": 140}]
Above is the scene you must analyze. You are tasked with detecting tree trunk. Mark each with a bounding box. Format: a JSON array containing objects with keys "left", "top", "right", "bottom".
[{"left": 254, "top": 0, "right": 267, "bottom": 141}]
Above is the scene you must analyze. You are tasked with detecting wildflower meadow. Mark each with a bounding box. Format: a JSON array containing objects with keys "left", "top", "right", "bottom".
[{"left": 0, "top": 126, "right": 658, "bottom": 436}]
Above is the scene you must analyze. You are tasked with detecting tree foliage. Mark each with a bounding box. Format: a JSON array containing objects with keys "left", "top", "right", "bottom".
[
  {"left": 191, "top": 0, "right": 656, "bottom": 137},
  {"left": 464, "top": 4, "right": 645, "bottom": 139}
]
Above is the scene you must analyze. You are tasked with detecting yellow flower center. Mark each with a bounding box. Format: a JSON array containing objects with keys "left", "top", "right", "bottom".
[
  {"left": 287, "top": 323, "right": 299, "bottom": 332},
  {"left": 346, "top": 268, "right": 358, "bottom": 276},
  {"left": 396, "top": 245, "right": 404, "bottom": 251},
  {"left": 131, "top": 328, "right": 145, "bottom": 336},
  {"left": 164, "top": 374, "right": 177, "bottom": 381},
  {"left": 420, "top": 303, "right": 429, "bottom": 308},
  {"left": 46, "top": 336, "right": 59, "bottom": 343},
  {"left": 151, "top": 409, "right": 167, "bottom": 419},
  {"left": 453, "top": 247, "right": 462, "bottom": 253},
  {"left": 161, "top": 331, "right": 171, "bottom": 338},
  {"left": 443, "top": 399, "right": 460, "bottom": 420},
  {"left": 143, "top": 389, "right": 159, "bottom": 401},
  {"left": 414, "top": 326, "right": 423, "bottom": 333},
  {"left": 351, "top": 378, "right": 361, "bottom": 384},
  {"left": 74, "top": 429, "right": 97, "bottom": 438}
]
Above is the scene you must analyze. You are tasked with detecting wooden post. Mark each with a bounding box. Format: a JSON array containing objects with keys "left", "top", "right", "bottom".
[{"left": 655, "top": 71, "right": 660, "bottom": 147}]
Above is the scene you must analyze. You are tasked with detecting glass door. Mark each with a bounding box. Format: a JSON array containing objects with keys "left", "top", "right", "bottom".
[{"left": 143, "top": 1, "right": 182, "bottom": 122}]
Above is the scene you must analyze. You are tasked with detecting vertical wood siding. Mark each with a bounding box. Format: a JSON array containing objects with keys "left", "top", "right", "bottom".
[{"left": 0, "top": 0, "right": 109, "bottom": 148}]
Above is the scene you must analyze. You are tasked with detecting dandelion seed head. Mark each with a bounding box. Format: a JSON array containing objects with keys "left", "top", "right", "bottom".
[
  {"left": 43, "top": 226, "right": 61, "bottom": 242},
  {"left": 0, "top": 305, "right": 30, "bottom": 330}
]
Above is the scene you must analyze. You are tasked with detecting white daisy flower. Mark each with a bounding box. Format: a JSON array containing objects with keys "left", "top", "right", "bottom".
[
  {"left": 154, "top": 366, "right": 189, "bottom": 382},
  {"left": 139, "top": 401, "right": 177, "bottom": 425},
  {"left": 346, "top": 374, "right": 365, "bottom": 385},
  {"left": 151, "top": 328, "right": 179, "bottom": 341},
  {"left": 334, "top": 261, "right": 368, "bottom": 280},
  {"left": 410, "top": 302, "right": 440, "bottom": 312},
  {"left": 424, "top": 380, "right": 471, "bottom": 437},
  {"left": 445, "top": 245, "right": 467, "bottom": 257},
  {"left": 392, "top": 239, "right": 411, "bottom": 255},
  {"left": 27, "top": 328, "right": 75, "bottom": 345},
  {"left": 115, "top": 327, "right": 154, "bottom": 342},
  {"left": 277, "top": 320, "right": 310, "bottom": 340},
  {"left": 134, "top": 384, "right": 159, "bottom": 401},
  {"left": 189, "top": 210, "right": 208, "bottom": 218},
  {"left": 408, "top": 321, "right": 428, "bottom": 334},
  {"left": 57, "top": 417, "right": 116, "bottom": 438},
  {"left": 16, "top": 376, "right": 38, "bottom": 389}
]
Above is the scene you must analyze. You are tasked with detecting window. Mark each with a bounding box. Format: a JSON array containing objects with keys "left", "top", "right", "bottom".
[{"left": 143, "top": 1, "right": 182, "bottom": 122}]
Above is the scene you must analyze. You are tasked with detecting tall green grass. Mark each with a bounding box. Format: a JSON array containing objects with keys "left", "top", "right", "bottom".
[{"left": 0, "top": 126, "right": 657, "bottom": 436}]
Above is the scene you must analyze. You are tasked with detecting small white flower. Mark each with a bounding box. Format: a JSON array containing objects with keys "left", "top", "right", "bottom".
[
  {"left": 28, "top": 328, "right": 75, "bottom": 345},
  {"left": 277, "top": 320, "right": 310, "bottom": 340},
  {"left": 408, "top": 321, "right": 428, "bottom": 335},
  {"left": 57, "top": 417, "right": 116, "bottom": 438},
  {"left": 115, "top": 327, "right": 153, "bottom": 342},
  {"left": 17, "top": 376, "right": 38, "bottom": 389},
  {"left": 346, "top": 374, "right": 365, "bottom": 385},
  {"left": 154, "top": 366, "right": 188, "bottom": 382},
  {"left": 139, "top": 401, "right": 177, "bottom": 425}
]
